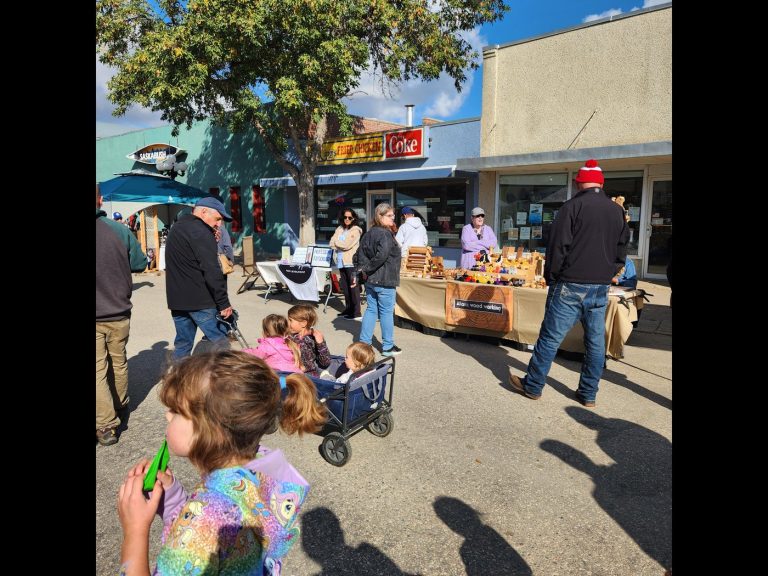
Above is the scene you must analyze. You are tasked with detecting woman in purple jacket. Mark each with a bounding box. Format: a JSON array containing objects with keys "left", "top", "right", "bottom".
[{"left": 460, "top": 207, "right": 498, "bottom": 269}]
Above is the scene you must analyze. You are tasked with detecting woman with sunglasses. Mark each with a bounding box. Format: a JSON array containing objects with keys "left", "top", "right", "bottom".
[
  {"left": 329, "top": 208, "right": 363, "bottom": 319},
  {"left": 460, "top": 206, "right": 498, "bottom": 269}
]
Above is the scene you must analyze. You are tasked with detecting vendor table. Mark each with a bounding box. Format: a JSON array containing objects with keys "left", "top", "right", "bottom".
[
  {"left": 255, "top": 261, "right": 340, "bottom": 311},
  {"left": 394, "top": 276, "right": 644, "bottom": 359}
]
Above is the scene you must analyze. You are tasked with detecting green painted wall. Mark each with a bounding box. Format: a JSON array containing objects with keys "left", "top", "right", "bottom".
[{"left": 96, "top": 120, "right": 290, "bottom": 255}]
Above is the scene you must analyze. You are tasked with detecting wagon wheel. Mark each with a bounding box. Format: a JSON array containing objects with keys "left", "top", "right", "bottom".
[
  {"left": 320, "top": 432, "right": 352, "bottom": 466},
  {"left": 366, "top": 413, "right": 394, "bottom": 437}
]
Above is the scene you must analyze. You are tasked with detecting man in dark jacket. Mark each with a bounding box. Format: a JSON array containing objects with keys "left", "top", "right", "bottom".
[
  {"left": 509, "top": 159, "right": 629, "bottom": 407},
  {"left": 165, "top": 196, "right": 234, "bottom": 359},
  {"left": 96, "top": 184, "right": 147, "bottom": 446}
]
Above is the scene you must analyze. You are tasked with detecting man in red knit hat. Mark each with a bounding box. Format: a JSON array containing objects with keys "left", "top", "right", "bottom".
[{"left": 508, "top": 159, "right": 629, "bottom": 407}]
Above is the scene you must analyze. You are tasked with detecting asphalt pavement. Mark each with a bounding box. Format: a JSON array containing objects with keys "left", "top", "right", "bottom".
[{"left": 96, "top": 273, "right": 672, "bottom": 575}]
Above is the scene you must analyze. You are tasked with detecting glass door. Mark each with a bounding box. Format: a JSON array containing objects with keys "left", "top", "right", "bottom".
[
  {"left": 645, "top": 179, "right": 672, "bottom": 279},
  {"left": 366, "top": 189, "right": 393, "bottom": 227}
]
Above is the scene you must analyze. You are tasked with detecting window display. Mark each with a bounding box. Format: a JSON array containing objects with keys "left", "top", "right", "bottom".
[
  {"left": 498, "top": 173, "right": 567, "bottom": 254},
  {"left": 315, "top": 185, "right": 367, "bottom": 243},
  {"left": 394, "top": 179, "right": 468, "bottom": 248}
]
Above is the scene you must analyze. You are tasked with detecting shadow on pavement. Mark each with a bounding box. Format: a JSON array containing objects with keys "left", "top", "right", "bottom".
[
  {"left": 302, "top": 507, "right": 420, "bottom": 575},
  {"left": 125, "top": 340, "right": 171, "bottom": 414},
  {"left": 434, "top": 497, "right": 532, "bottom": 575},
  {"left": 600, "top": 363, "right": 672, "bottom": 410},
  {"left": 541, "top": 406, "right": 672, "bottom": 572}
]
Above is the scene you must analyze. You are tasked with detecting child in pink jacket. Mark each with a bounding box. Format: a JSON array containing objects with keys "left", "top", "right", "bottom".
[{"left": 244, "top": 314, "right": 303, "bottom": 372}]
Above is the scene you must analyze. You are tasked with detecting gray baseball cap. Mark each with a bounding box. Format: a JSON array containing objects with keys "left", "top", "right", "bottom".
[{"left": 195, "top": 196, "right": 232, "bottom": 221}]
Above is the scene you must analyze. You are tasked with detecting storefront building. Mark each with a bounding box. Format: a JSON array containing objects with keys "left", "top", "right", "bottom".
[
  {"left": 96, "top": 120, "right": 289, "bottom": 257},
  {"left": 260, "top": 116, "right": 481, "bottom": 266},
  {"left": 457, "top": 3, "right": 672, "bottom": 279}
]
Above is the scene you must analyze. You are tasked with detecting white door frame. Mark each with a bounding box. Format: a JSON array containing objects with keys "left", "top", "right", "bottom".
[
  {"left": 366, "top": 189, "right": 394, "bottom": 224},
  {"left": 643, "top": 176, "right": 672, "bottom": 279}
]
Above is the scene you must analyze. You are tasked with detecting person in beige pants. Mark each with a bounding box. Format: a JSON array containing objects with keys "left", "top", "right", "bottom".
[{"left": 96, "top": 184, "right": 146, "bottom": 445}]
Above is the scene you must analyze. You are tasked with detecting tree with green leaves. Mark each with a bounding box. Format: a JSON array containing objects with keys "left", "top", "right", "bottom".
[{"left": 97, "top": 0, "right": 508, "bottom": 245}]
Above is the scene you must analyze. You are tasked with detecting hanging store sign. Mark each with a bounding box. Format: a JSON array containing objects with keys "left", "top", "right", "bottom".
[
  {"left": 318, "top": 127, "right": 428, "bottom": 165},
  {"left": 126, "top": 143, "right": 186, "bottom": 165},
  {"left": 384, "top": 128, "right": 425, "bottom": 160},
  {"left": 319, "top": 135, "right": 383, "bottom": 165}
]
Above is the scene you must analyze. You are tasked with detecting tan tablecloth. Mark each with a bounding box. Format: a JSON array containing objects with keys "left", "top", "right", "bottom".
[{"left": 395, "top": 277, "right": 643, "bottom": 359}]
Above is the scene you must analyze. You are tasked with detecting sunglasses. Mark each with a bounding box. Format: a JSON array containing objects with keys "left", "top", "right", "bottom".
[{"left": 343, "top": 215, "right": 354, "bottom": 220}]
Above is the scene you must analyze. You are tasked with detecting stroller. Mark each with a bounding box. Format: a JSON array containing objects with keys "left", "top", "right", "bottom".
[{"left": 309, "top": 355, "right": 396, "bottom": 467}]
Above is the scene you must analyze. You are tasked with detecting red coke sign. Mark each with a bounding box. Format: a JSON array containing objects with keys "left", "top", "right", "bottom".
[{"left": 384, "top": 128, "right": 426, "bottom": 160}]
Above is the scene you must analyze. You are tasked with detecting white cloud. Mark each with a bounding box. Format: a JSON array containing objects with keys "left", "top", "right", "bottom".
[
  {"left": 343, "top": 27, "right": 485, "bottom": 123},
  {"left": 583, "top": 8, "right": 624, "bottom": 22},
  {"left": 584, "top": 0, "right": 671, "bottom": 22},
  {"left": 96, "top": 56, "right": 166, "bottom": 138}
]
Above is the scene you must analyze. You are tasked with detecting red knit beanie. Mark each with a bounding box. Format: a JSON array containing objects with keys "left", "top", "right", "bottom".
[{"left": 574, "top": 159, "right": 604, "bottom": 185}]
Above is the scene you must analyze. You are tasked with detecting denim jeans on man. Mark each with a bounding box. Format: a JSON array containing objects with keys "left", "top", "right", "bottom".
[
  {"left": 359, "top": 285, "right": 396, "bottom": 351},
  {"left": 172, "top": 308, "right": 230, "bottom": 359},
  {"left": 523, "top": 282, "right": 609, "bottom": 402}
]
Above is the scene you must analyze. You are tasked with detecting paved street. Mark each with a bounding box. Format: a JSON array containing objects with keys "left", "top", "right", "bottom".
[{"left": 96, "top": 272, "right": 672, "bottom": 575}]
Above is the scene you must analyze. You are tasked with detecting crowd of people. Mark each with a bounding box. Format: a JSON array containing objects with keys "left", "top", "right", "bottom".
[{"left": 98, "top": 158, "right": 652, "bottom": 574}]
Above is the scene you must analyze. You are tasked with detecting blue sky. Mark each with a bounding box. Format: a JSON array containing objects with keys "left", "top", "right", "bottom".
[{"left": 96, "top": 0, "right": 670, "bottom": 138}]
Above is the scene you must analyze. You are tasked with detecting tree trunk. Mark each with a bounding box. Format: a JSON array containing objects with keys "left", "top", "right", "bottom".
[{"left": 296, "top": 168, "right": 316, "bottom": 246}]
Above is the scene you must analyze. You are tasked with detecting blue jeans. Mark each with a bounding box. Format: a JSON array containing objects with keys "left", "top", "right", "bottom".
[
  {"left": 171, "top": 309, "right": 230, "bottom": 360},
  {"left": 359, "top": 285, "right": 396, "bottom": 351},
  {"left": 524, "top": 282, "right": 609, "bottom": 402}
]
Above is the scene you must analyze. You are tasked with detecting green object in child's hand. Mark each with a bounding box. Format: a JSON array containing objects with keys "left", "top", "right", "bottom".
[{"left": 143, "top": 439, "right": 169, "bottom": 491}]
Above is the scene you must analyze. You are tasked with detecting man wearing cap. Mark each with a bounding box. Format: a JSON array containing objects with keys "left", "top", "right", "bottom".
[
  {"left": 395, "top": 206, "right": 429, "bottom": 256},
  {"left": 460, "top": 207, "right": 498, "bottom": 269},
  {"left": 96, "top": 184, "right": 147, "bottom": 446},
  {"left": 509, "top": 159, "right": 629, "bottom": 407},
  {"left": 165, "top": 196, "right": 234, "bottom": 359}
]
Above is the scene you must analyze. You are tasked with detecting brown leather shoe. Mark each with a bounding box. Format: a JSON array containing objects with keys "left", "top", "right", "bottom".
[
  {"left": 508, "top": 371, "right": 541, "bottom": 400},
  {"left": 575, "top": 395, "right": 596, "bottom": 408}
]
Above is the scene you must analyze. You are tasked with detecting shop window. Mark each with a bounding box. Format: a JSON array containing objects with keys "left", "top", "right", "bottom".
[
  {"left": 603, "top": 171, "right": 643, "bottom": 256},
  {"left": 498, "top": 173, "right": 568, "bottom": 255},
  {"left": 394, "top": 180, "right": 467, "bottom": 248},
  {"left": 252, "top": 185, "right": 266, "bottom": 233},
  {"left": 229, "top": 186, "right": 242, "bottom": 233},
  {"left": 316, "top": 185, "right": 367, "bottom": 242}
]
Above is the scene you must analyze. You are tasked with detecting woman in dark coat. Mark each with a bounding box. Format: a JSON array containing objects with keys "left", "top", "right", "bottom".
[{"left": 354, "top": 203, "right": 402, "bottom": 356}]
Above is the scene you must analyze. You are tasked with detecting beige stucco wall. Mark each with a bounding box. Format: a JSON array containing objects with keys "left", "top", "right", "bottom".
[{"left": 481, "top": 7, "right": 671, "bottom": 157}]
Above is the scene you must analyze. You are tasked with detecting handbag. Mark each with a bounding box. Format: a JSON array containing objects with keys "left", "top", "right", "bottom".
[{"left": 218, "top": 253, "right": 234, "bottom": 275}]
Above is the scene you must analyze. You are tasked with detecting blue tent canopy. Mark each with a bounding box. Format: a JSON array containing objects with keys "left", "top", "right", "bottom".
[{"left": 99, "top": 173, "right": 208, "bottom": 205}]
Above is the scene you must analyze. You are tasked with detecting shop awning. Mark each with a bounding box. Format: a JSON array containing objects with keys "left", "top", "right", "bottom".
[
  {"left": 455, "top": 141, "right": 672, "bottom": 171},
  {"left": 260, "top": 164, "right": 458, "bottom": 188}
]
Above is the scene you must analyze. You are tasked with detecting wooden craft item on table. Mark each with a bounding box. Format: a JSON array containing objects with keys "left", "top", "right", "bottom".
[{"left": 445, "top": 280, "right": 513, "bottom": 332}]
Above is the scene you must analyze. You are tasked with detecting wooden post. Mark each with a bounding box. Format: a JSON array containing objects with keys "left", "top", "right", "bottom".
[
  {"left": 139, "top": 211, "right": 147, "bottom": 257},
  {"left": 152, "top": 207, "right": 159, "bottom": 271}
]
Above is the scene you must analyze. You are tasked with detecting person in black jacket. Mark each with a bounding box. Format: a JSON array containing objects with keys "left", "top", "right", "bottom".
[
  {"left": 509, "top": 159, "right": 629, "bottom": 407},
  {"left": 354, "top": 203, "right": 403, "bottom": 356},
  {"left": 96, "top": 184, "right": 147, "bottom": 446},
  {"left": 165, "top": 196, "right": 234, "bottom": 360}
]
